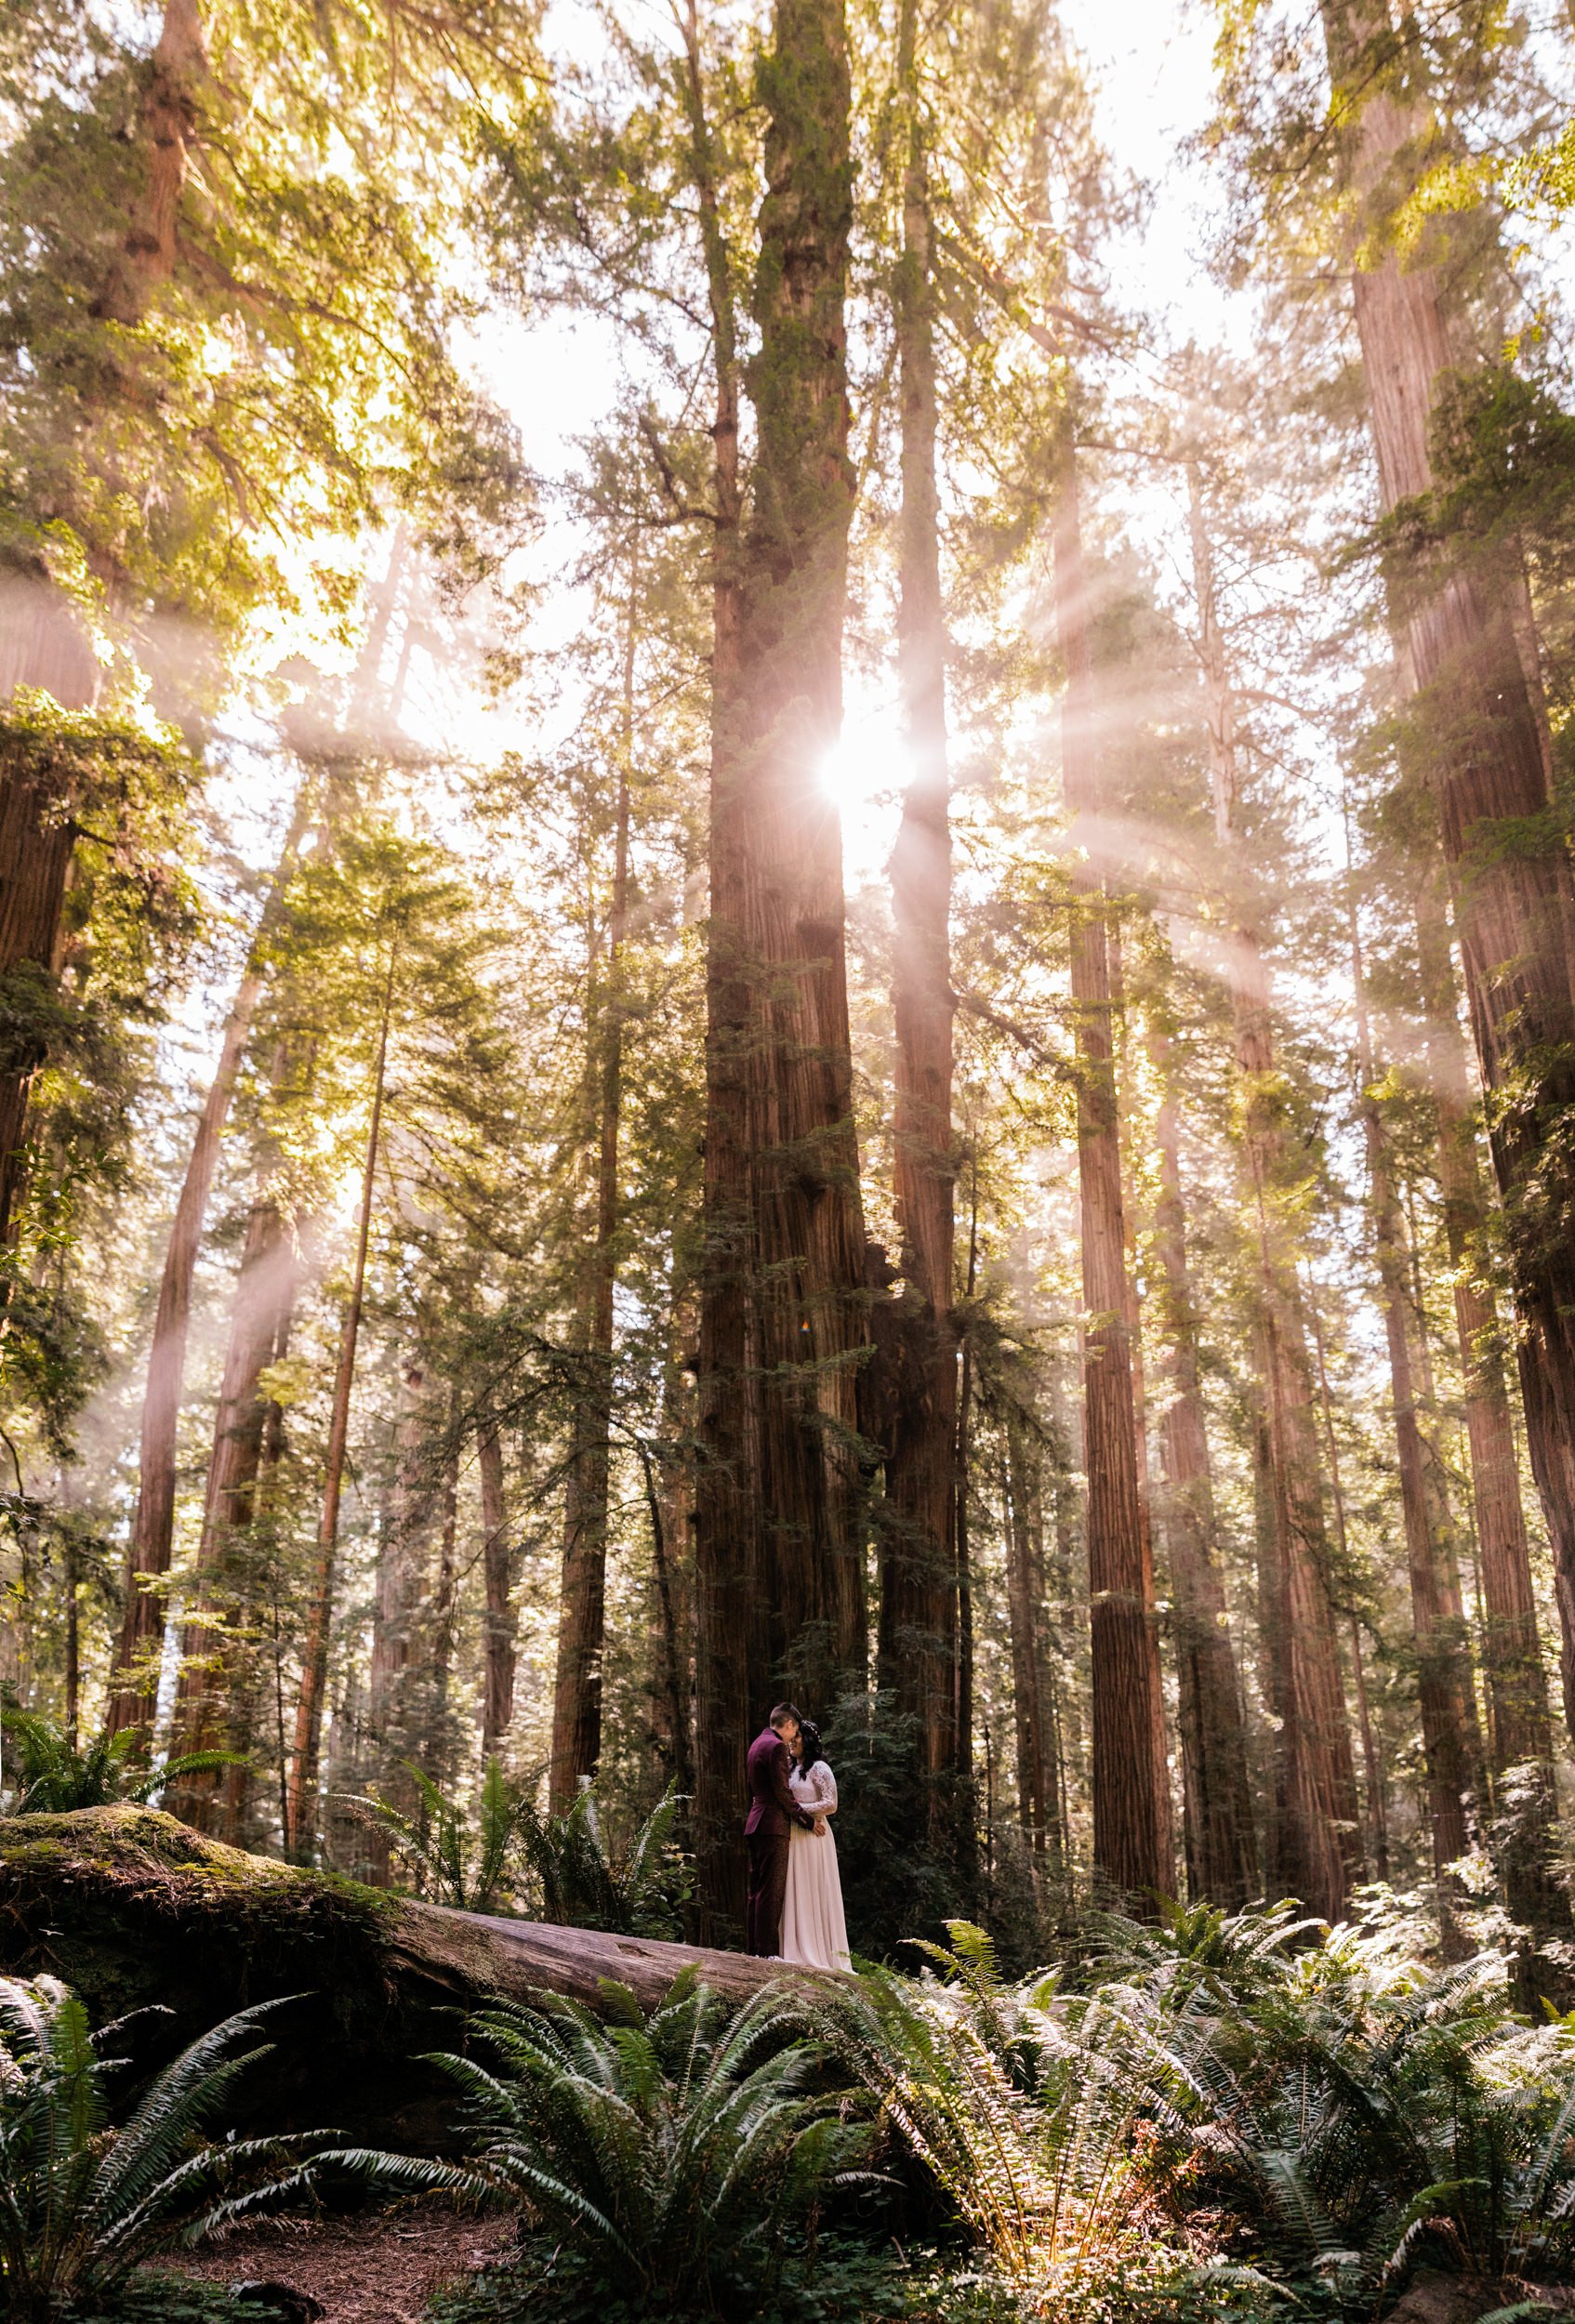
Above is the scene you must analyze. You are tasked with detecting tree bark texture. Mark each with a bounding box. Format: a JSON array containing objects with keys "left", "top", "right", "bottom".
[
  {"left": 1149, "top": 1042, "right": 1259, "bottom": 1908},
  {"left": 1053, "top": 444, "right": 1171, "bottom": 1906},
  {"left": 1318, "top": 0, "right": 1575, "bottom": 1746},
  {"left": 877, "top": 0, "right": 960, "bottom": 1834},
  {"left": 694, "top": 0, "right": 867, "bottom": 1932},
  {"left": 1187, "top": 466, "right": 1358, "bottom": 1922},
  {"left": 735, "top": 0, "right": 867, "bottom": 1702}
]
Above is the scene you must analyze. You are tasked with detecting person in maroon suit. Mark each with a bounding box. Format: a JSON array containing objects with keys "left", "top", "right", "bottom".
[{"left": 745, "top": 1702, "right": 824, "bottom": 1956}]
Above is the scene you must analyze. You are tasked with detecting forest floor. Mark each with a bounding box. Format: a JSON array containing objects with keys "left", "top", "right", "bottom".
[{"left": 163, "top": 2204, "right": 515, "bottom": 2323}]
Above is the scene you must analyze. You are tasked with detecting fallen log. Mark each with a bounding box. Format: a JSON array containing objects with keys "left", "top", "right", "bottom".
[{"left": 0, "top": 1805, "right": 827, "bottom": 2142}]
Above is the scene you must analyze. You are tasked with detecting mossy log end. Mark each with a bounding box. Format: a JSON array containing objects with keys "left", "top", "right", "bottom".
[{"left": 0, "top": 1806, "right": 823, "bottom": 2140}]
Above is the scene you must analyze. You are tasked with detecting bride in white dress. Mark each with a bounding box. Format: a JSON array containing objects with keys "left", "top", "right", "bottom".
[{"left": 780, "top": 1722, "right": 850, "bottom": 1971}]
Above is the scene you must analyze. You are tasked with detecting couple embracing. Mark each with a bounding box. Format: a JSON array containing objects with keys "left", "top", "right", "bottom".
[{"left": 743, "top": 1702, "right": 850, "bottom": 1972}]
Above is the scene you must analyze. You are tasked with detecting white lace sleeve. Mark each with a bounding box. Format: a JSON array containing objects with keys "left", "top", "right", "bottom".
[{"left": 807, "top": 1765, "right": 838, "bottom": 1815}]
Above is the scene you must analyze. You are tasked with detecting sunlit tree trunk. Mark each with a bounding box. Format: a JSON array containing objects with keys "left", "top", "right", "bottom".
[
  {"left": 878, "top": 0, "right": 961, "bottom": 1850},
  {"left": 286, "top": 948, "right": 392, "bottom": 1861},
  {"left": 1186, "top": 465, "right": 1358, "bottom": 1921},
  {"left": 549, "top": 558, "right": 636, "bottom": 1810},
  {"left": 735, "top": 0, "right": 867, "bottom": 1705},
  {"left": 1318, "top": 0, "right": 1575, "bottom": 1745},
  {"left": 878, "top": 0, "right": 961, "bottom": 1846},
  {"left": 1149, "top": 1033, "right": 1259, "bottom": 1907},
  {"left": 1053, "top": 442, "right": 1171, "bottom": 1906},
  {"left": 107, "top": 796, "right": 311, "bottom": 1737},
  {"left": 692, "top": 0, "right": 867, "bottom": 1931}
]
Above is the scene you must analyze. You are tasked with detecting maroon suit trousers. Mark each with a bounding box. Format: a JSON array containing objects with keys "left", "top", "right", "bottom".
[{"left": 746, "top": 1826, "right": 790, "bottom": 1957}]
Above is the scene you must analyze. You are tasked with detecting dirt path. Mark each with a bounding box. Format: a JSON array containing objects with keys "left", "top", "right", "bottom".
[{"left": 165, "top": 2207, "right": 514, "bottom": 2323}]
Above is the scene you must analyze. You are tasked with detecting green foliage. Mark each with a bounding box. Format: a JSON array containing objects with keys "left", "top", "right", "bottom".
[
  {"left": 428, "top": 2234, "right": 977, "bottom": 2324},
  {"left": 425, "top": 1970, "right": 876, "bottom": 2323},
  {"left": 0, "top": 1978, "right": 335, "bottom": 2319},
  {"left": 828, "top": 1923, "right": 1190, "bottom": 2290},
  {"left": 0, "top": 1705, "right": 244, "bottom": 1816},
  {"left": 338, "top": 1756, "right": 521, "bottom": 1913},
  {"left": 515, "top": 1779, "right": 689, "bottom": 1940},
  {"left": 824, "top": 1908, "right": 1575, "bottom": 2317}
]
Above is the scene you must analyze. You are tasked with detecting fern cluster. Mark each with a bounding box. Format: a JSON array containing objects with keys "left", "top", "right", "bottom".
[
  {"left": 0, "top": 1706, "right": 242, "bottom": 1815},
  {"left": 821, "top": 1902, "right": 1575, "bottom": 2319},
  {"left": 426, "top": 1967, "right": 876, "bottom": 2320}
]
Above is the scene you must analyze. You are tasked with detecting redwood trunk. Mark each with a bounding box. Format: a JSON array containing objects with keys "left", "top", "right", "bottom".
[
  {"left": 1150, "top": 1046, "right": 1258, "bottom": 1908},
  {"left": 1053, "top": 445, "right": 1171, "bottom": 1905},
  {"left": 736, "top": 0, "right": 867, "bottom": 1706},
  {"left": 880, "top": 0, "right": 960, "bottom": 1833},
  {"left": 1319, "top": 0, "right": 1575, "bottom": 1744}
]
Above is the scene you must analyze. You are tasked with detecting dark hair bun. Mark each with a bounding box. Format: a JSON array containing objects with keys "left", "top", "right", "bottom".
[{"left": 798, "top": 1720, "right": 825, "bottom": 1774}]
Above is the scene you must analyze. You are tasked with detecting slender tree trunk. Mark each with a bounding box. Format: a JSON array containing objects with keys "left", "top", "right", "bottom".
[
  {"left": 1302, "top": 1291, "right": 1391, "bottom": 1882},
  {"left": 478, "top": 1412, "right": 514, "bottom": 1761},
  {"left": 107, "top": 795, "right": 311, "bottom": 1736},
  {"left": 879, "top": 0, "right": 960, "bottom": 1842},
  {"left": 1318, "top": 0, "right": 1575, "bottom": 1744},
  {"left": 1053, "top": 442, "right": 1171, "bottom": 1906},
  {"left": 364, "top": 1360, "right": 442, "bottom": 1884},
  {"left": 1004, "top": 1417, "right": 1052, "bottom": 1854},
  {"left": 286, "top": 948, "right": 393, "bottom": 1861},
  {"left": 1186, "top": 464, "right": 1358, "bottom": 1921},
  {"left": 954, "top": 1183, "right": 980, "bottom": 1792},
  {"left": 163, "top": 1193, "right": 298, "bottom": 1830},
  {"left": 549, "top": 555, "right": 637, "bottom": 1809},
  {"left": 1350, "top": 890, "right": 1482, "bottom": 1908},
  {"left": 1149, "top": 1036, "right": 1259, "bottom": 1908}
]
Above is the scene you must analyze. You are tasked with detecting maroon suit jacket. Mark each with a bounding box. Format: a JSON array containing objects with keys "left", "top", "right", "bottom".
[{"left": 745, "top": 1727, "right": 814, "bottom": 1838}]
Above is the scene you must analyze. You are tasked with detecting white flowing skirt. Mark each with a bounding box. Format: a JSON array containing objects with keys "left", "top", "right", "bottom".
[{"left": 780, "top": 1822, "right": 850, "bottom": 1971}]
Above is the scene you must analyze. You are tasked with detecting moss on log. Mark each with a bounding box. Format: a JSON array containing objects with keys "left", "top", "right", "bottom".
[{"left": 0, "top": 1806, "right": 817, "bottom": 2141}]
